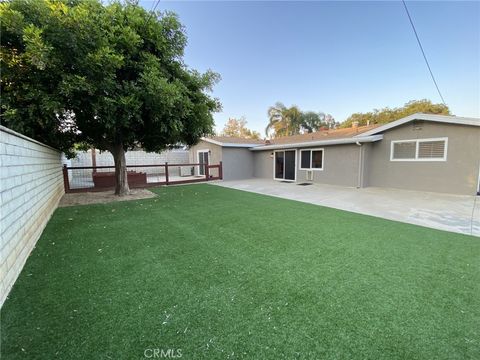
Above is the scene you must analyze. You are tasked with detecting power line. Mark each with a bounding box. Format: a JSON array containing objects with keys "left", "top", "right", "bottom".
[
  {"left": 144, "top": 0, "right": 161, "bottom": 28},
  {"left": 402, "top": 0, "right": 447, "bottom": 106}
]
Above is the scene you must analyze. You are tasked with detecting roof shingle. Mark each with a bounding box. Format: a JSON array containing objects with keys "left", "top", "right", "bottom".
[{"left": 267, "top": 125, "right": 380, "bottom": 145}]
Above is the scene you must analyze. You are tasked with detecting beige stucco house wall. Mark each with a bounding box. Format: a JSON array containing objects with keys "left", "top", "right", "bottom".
[
  {"left": 365, "top": 121, "right": 480, "bottom": 195},
  {"left": 194, "top": 115, "right": 480, "bottom": 196},
  {"left": 253, "top": 144, "right": 364, "bottom": 187},
  {"left": 189, "top": 140, "right": 256, "bottom": 180},
  {"left": 189, "top": 140, "right": 223, "bottom": 167}
]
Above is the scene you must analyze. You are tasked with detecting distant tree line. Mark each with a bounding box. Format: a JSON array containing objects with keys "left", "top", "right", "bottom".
[
  {"left": 221, "top": 117, "right": 260, "bottom": 140},
  {"left": 339, "top": 99, "right": 450, "bottom": 128},
  {"left": 220, "top": 99, "right": 450, "bottom": 140}
]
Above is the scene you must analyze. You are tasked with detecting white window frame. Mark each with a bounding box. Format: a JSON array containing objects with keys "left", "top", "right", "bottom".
[
  {"left": 299, "top": 148, "right": 324, "bottom": 171},
  {"left": 390, "top": 137, "right": 448, "bottom": 162},
  {"left": 196, "top": 149, "right": 210, "bottom": 175},
  {"left": 273, "top": 149, "right": 297, "bottom": 182}
]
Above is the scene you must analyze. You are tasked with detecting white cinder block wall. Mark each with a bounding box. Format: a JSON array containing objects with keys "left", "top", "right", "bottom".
[
  {"left": 66, "top": 148, "right": 189, "bottom": 177},
  {"left": 0, "top": 125, "right": 64, "bottom": 306}
]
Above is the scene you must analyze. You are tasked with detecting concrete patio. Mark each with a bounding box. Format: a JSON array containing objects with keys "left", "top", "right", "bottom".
[{"left": 214, "top": 179, "right": 480, "bottom": 237}]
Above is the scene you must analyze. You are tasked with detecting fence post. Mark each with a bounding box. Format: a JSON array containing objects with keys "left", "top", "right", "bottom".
[
  {"left": 165, "top": 162, "right": 169, "bottom": 185},
  {"left": 62, "top": 164, "right": 70, "bottom": 193},
  {"left": 219, "top": 161, "right": 223, "bottom": 180},
  {"left": 205, "top": 163, "right": 209, "bottom": 181},
  {"left": 91, "top": 147, "right": 97, "bottom": 173}
]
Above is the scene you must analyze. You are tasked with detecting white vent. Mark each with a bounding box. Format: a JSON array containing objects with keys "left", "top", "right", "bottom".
[
  {"left": 180, "top": 166, "right": 193, "bottom": 176},
  {"left": 305, "top": 170, "right": 313, "bottom": 181}
]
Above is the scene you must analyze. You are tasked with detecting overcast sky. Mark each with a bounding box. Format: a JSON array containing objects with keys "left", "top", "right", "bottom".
[{"left": 140, "top": 1, "right": 480, "bottom": 134}]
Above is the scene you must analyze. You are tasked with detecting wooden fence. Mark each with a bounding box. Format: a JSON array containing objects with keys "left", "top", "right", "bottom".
[{"left": 62, "top": 162, "right": 222, "bottom": 193}]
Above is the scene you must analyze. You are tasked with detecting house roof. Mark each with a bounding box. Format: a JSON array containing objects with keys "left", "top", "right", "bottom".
[
  {"left": 266, "top": 125, "right": 379, "bottom": 145},
  {"left": 201, "top": 136, "right": 266, "bottom": 148},
  {"left": 358, "top": 113, "right": 480, "bottom": 137},
  {"left": 250, "top": 125, "right": 382, "bottom": 151},
  {"left": 250, "top": 135, "right": 384, "bottom": 151},
  {"left": 203, "top": 113, "right": 480, "bottom": 151}
]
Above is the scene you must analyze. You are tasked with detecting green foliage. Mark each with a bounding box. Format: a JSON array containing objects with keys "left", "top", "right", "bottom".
[
  {"left": 220, "top": 117, "right": 261, "bottom": 139},
  {"left": 266, "top": 102, "right": 335, "bottom": 137},
  {"left": 0, "top": 0, "right": 220, "bottom": 155},
  {"left": 340, "top": 99, "right": 450, "bottom": 128}
]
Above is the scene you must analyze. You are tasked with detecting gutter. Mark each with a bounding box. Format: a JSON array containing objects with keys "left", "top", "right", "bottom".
[
  {"left": 356, "top": 142, "right": 364, "bottom": 188},
  {"left": 250, "top": 135, "right": 383, "bottom": 151}
]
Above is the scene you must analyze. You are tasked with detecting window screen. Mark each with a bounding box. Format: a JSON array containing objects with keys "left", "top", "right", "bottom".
[
  {"left": 312, "top": 150, "right": 323, "bottom": 169},
  {"left": 418, "top": 140, "right": 445, "bottom": 159},
  {"left": 300, "top": 151, "right": 311, "bottom": 169},
  {"left": 392, "top": 142, "right": 416, "bottom": 159}
]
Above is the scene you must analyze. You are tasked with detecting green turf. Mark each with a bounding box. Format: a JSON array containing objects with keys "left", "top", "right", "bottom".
[{"left": 1, "top": 184, "right": 479, "bottom": 359}]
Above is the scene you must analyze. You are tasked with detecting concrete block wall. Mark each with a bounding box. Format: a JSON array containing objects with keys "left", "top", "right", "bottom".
[
  {"left": 0, "top": 125, "right": 64, "bottom": 307},
  {"left": 66, "top": 149, "right": 189, "bottom": 176}
]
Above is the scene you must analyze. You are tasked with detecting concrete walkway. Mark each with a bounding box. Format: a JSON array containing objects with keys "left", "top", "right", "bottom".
[{"left": 214, "top": 179, "right": 480, "bottom": 237}]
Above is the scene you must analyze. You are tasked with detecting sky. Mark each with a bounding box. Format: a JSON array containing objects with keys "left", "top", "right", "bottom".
[{"left": 139, "top": 1, "right": 480, "bottom": 135}]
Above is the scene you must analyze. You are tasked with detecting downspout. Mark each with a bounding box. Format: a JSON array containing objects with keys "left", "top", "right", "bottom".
[{"left": 356, "top": 141, "right": 363, "bottom": 188}]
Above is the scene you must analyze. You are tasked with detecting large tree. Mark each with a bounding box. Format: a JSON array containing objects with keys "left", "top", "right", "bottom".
[
  {"left": 340, "top": 99, "right": 450, "bottom": 128},
  {"left": 1, "top": 0, "right": 220, "bottom": 195},
  {"left": 220, "top": 117, "right": 260, "bottom": 139}
]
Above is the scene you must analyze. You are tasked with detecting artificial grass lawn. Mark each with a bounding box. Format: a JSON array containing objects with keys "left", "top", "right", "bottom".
[{"left": 2, "top": 184, "right": 479, "bottom": 359}]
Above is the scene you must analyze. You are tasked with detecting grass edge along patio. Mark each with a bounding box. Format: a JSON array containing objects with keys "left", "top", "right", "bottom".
[{"left": 2, "top": 184, "right": 480, "bottom": 359}]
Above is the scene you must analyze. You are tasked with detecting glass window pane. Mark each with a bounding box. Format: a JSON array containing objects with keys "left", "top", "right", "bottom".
[
  {"left": 300, "top": 151, "right": 311, "bottom": 169},
  {"left": 284, "top": 151, "right": 296, "bottom": 180},
  {"left": 275, "top": 152, "right": 284, "bottom": 178},
  {"left": 312, "top": 150, "right": 323, "bottom": 169},
  {"left": 393, "top": 142, "right": 416, "bottom": 159},
  {"left": 418, "top": 140, "right": 445, "bottom": 159}
]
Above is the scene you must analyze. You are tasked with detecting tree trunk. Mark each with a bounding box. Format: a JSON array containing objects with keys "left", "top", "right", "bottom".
[{"left": 112, "top": 143, "right": 130, "bottom": 196}]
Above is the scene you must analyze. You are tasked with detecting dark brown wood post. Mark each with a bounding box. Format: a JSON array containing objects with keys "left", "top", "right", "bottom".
[
  {"left": 205, "top": 162, "right": 210, "bottom": 180},
  {"left": 219, "top": 161, "right": 223, "bottom": 180},
  {"left": 165, "top": 162, "right": 169, "bottom": 185},
  {"left": 62, "top": 165, "right": 70, "bottom": 193}
]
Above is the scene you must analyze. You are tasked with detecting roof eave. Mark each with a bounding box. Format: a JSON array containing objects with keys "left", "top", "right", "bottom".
[
  {"left": 250, "top": 135, "right": 383, "bottom": 151},
  {"left": 200, "top": 137, "right": 264, "bottom": 148},
  {"left": 357, "top": 113, "right": 480, "bottom": 137},
  {"left": 222, "top": 143, "right": 264, "bottom": 148}
]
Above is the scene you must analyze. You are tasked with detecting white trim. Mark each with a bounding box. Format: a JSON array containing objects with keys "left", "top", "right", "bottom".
[
  {"left": 201, "top": 138, "right": 224, "bottom": 146},
  {"left": 252, "top": 135, "right": 383, "bottom": 151},
  {"left": 358, "top": 113, "right": 480, "bottom": 137},
  {"left": 196, "top": 149, "right": 209, "bottom": 175},
  {"left": 201, "top": 137, "right": 263, "bottom": 148},
  {"left": 273, "top": 149, "right": 297, "bottom": 182},
  {"left": 390, "top": 137, "right": 448, "bottom": 162},
  {"left": 299, "top": 148, "right": 324, "bottom": 171}
]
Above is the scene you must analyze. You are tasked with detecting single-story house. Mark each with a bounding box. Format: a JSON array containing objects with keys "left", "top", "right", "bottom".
[{"left": 190, "top": 113, "right": 480, "bottom": 195}]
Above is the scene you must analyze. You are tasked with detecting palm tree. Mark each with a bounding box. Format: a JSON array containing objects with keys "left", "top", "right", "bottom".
[{"left": 265, "top": 102, "right": 302, "bottom": 138}]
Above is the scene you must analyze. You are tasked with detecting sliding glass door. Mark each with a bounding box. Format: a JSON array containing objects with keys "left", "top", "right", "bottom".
[
  {"left": 197, "top": 151, "right": 209, "bottom": 176},
  {"left": 274, "top": 150, "right": 296, "bottom": 181}
]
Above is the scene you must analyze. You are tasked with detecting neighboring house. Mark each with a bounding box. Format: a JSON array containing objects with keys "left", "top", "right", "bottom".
[{"left": 190, "top": 114, "right": 480, "bottom": 195}]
